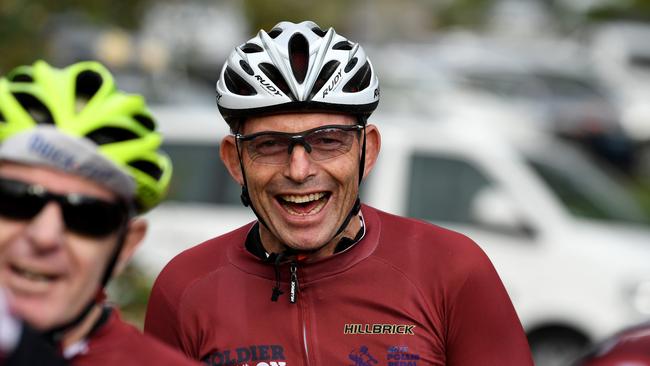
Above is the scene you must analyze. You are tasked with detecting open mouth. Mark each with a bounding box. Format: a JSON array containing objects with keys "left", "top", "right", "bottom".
[
  {"left": 277, "top": 192, "right": 330, "bottom": 216},
  {"left": 10, "top": 264, "right": 59, "bottom": 283}
]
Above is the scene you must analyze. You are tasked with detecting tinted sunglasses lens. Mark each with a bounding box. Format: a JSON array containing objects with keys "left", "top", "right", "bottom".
[
  {"left": 62, "top": 199, "right": 128, "bottom": 238},
  {"left": 305, "top": 128, "right": 357, "bottom": 160},
  {"left": 0, "top": 179, "right": 45, "bottom": 220},
  {"left": 0, "top": 178, "right": 127, "bottom": 238}
]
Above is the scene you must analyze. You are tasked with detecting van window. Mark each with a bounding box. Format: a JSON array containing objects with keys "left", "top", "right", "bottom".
[
  {"left": 162, "top": 143, "right": 242, "bottom": 205},
  {"left": 527, "top": 151, "right": 650, "bottom": 224},
  {"left": 407, "top": 154, "right": 491, "bottom": 223}
]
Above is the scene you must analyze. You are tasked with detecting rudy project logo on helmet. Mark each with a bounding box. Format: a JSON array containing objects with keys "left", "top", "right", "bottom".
[
  {"left": 321, "top": 69, "right": 342, "bottom": 99},
  {"left": 255, "top": 75, "right": 283, "bottom": 96}
]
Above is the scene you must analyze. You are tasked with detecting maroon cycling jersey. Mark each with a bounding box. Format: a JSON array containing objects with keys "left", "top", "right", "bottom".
[
  {"left": 145, "top": 205, "right": 533, "bottom": 366},
  {"left": 575, "top": 323, "right": 650, "bottom": 366},
  {"left": 69, "top": 308, "right": 200, "bottom": 366}
]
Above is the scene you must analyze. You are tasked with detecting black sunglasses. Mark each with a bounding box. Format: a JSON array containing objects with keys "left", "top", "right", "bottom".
[
  {"left": 236, "top": 124, "right": 364, "bottom": 165},
  {"left": 0, "top": 177, "right": 132, "bottom": 238}
]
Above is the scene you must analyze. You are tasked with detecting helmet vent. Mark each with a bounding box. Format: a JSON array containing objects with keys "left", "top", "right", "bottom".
[
  {"left": 311, "top": 27, "right": 327, "bottom": 37},
  {"left": 344, "top": 57, "right": 358, "bottom": 73},
  {"left": 85, "top": 127, "right": 139, "bottom": 145},
  {"left": 241, "top": 43, "right": 263, "bottom": 53},
  {"left": 267, "top": 28, "right": 283, "bottom": 39},
  {"left": 289, "top": 33, "right": 309, "bottom": 84},
  {"left": 129, "top": 159, "right": 163, "bottom": 180},
  {"left": 75, "top": 70, "right": 103, "bottom": 101},
  {"left": 333, "top": 41, "right": 353, "bottom": 51},
  {"left": 239, "top": 60, "right": 254, "bottom": 76},
  {"left": 12, "top": 92, "right": 54, "bottom": 124},
  {"left": 224, "top": 66, "right": 257, "bottom": 96},
  {"left": 308, "top": 60, "right": 340, "bottom": 100},
  {"left": 133, "top": 114, "right": 155, "bottom": 131},
  {"left": 9, "top": 73, "right": 33, "bottom": 82},
  {"left": 259, "top": 63, "right": 293, "bottom": 99},
  {"left": 0, "top": 111, "right": 5, "bottom": 123},
  {"left": 343, "top": 61, "right": 371, "bottom": 93}
]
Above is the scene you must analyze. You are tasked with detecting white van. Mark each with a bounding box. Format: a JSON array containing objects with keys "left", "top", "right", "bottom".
[
  {"left": 140, "top": 106, "right": 650, "bottom": 366},
  {"left": 368, "top": 113, "right": 650, "bottom": 365}
]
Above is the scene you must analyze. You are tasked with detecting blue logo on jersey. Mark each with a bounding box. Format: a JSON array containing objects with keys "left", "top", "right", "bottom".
[
  {"left": 348, "top": 346, "right": 378, "bottom": 366},
  {"left": 387, "top": 345, "right": 420, "bottom": 366}
]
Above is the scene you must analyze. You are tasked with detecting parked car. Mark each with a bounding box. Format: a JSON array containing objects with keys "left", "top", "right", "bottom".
[
  {"left": 589, "top": 21, "right": 650, "bottom": 175},
  {"left": 367, "top": 112, "right": 650, "bottom": 366},
  {"left": 590, "top": 21, "right": 650, "bottom": 146},
  {"left": 371, "top": 37, "right": 635, "bottom": 170},
  {"left": 139, "top": 106, "right": 650, "bottom": 366}
]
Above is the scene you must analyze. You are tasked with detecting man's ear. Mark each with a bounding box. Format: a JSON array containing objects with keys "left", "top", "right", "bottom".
[
  {"left": 112, "top": 218, "right": 147, "bottom": 277},
  {"left": 361, "top": 124, "right": 381, "bottom": 179},
  {"left": 220, "top": 135, "right": 244, "bottom": 185}
]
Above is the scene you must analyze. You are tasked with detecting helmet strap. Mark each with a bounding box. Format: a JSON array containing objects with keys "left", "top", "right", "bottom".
[
  {"left": 235, "top": 137, "right": 270, "bottom": 232},
  {"left": 42, "top": 225, "right": 128, "bottom": 345}
]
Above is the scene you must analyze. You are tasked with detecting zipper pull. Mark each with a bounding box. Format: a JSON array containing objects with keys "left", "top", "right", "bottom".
[{"left": 289, "top": 261, "right": 299, "bottom": 304}]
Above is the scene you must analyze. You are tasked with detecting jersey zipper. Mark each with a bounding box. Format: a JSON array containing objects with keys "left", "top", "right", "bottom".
[
  {"left": 290, "top": 261, "right": 299, "bottom": 304},
  {"left": 291, "top": 261, "right": 312, "bottom": 365}
]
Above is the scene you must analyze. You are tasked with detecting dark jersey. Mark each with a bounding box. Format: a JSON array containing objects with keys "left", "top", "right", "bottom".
[
  {"left": 2, "top": 323, "right": 67, "bottom": 366},
  {"left": 145, "top": 205, "right": 533, "bottom": 366}
]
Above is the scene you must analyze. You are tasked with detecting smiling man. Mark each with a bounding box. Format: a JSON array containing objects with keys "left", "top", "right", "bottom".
[
  {"left": 145, "top": 21, "right": 534, "bottom": 365},
  {"left": 0, "top": 60, "right": 200, "bottom": 366}
]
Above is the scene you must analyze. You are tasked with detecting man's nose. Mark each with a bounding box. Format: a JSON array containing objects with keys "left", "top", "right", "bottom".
[
  {"left": 284, "top": 144, "right": 315, "bottom": 183},
  {"left": 25, "top": 202, "right": 65, "bottom": 253}
]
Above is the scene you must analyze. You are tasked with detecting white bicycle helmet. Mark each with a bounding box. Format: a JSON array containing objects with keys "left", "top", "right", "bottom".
[{"left": 216, "top": 20, "right": 380, "bottom": 129}]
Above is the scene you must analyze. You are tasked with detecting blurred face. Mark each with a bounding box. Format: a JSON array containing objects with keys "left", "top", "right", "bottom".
[
  {"left": 0, "top": 163, "right": 125, "bottom": 330},
  {"left": 221, "top": 113, "right": 380, "bottom": 254}
]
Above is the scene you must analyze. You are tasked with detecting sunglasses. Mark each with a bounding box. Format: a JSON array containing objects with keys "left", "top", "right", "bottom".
[
  {"left": 236, "top": 124, "right": 364, "bottom": 165},
  {"left": 0, "top": 177, "right": 132, "bottom": 238}
]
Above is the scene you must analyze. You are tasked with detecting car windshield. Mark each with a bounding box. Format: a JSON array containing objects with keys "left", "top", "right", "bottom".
[
  {"left": 526, "top": 145, "right": 650, "bottom": 225},
  {"left": 531, "top": 71, "right": 607, "bottom": 99},
  {"left": 162, "top": 142, "right": 242, "bottom": 205}
]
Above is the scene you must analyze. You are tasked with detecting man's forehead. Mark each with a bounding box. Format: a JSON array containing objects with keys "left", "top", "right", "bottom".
[
  {"left": 243, "top": 112, "right": 357, "bottom": 134},
  {"left": 0, "top": 161, "right": 118, "bottom": 201}
]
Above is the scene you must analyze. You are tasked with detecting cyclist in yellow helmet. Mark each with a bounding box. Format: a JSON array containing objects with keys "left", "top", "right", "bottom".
[{"left": 0, "top": 60, "right": 199, "bottom": 366}]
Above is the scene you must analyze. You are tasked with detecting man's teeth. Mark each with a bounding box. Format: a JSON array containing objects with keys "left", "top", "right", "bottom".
[
  {"left": 13, "top": 266, "right": 54, "bottom": 282},
  {"left": 282, "top": 192, "right": 326, "bottom": 203}
]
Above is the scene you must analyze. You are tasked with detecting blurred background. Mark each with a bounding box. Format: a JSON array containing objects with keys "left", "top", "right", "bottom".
[{"left": 3, "top": 0, "right": 650, "bottom": 365}]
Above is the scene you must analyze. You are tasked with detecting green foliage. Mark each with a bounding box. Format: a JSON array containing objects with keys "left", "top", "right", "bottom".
[
  {"left": 0, "top": 0, "right": 147, "bottom": 73},
  {"left": 107, "top": 263, "right": 154, "bottom": 330},
  {"left": 0, "top": 1, "right": 47, "bottom": 73},
  {"left": 434, "top": 0, "right": 493, "bottom": 29},
  {"left": 630, "top": 179, "right": 650, "bottom": 221},
  {"left": 588, "top": 0, "right": 650, "bottom": 22}
]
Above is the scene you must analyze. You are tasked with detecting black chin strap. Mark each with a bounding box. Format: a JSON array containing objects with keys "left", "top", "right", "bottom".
[
  {"left": 42, "top": 225, "right": 128, "bottom": 345},
  {"left": 235, "top": 137, "right": 270, "bottom": 232}
]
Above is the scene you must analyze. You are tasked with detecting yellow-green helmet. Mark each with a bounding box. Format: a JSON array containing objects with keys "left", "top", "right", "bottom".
[{"left": 0, "top": 60, "right": 172, "bottom": 213}]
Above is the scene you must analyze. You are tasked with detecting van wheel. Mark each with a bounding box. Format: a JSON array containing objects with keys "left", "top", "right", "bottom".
[{"left": 528, "top": 327, "right": 590, "bottom": 366}]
